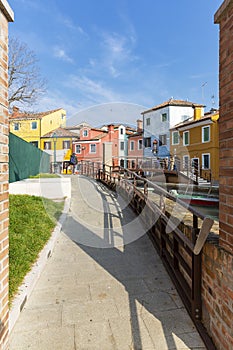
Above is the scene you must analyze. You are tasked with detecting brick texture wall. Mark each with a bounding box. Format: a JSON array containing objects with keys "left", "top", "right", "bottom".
[
  {"left": 202, "top": 241, "right": 233, "bottom": 350},
  {"left": 215, "top": 0, "right": 233, "bottom": 254},
  {"left": 0, "top": 2, "right": 14, "bottom": 349},
  {"left": 199, "top": 2, "right": 233, "bottom": 350}
]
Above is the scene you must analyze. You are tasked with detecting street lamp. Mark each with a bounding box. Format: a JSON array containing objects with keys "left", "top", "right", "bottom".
[{"left": 52, "top": 132, "right": 57, "bottom": 173}]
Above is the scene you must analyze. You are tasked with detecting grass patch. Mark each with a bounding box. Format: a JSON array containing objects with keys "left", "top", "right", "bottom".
[
  {"left": 29, "top": 173, "right": 60, "bottom": 178},
  {"left": 9, "top": 194, "right": 64, "bottom": 303}
]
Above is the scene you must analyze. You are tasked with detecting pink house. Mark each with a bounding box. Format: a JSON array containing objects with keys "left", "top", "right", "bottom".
[
  {"left": 73, "top": 124, "right": 136, "bottom": 166},
  {"left": 127, "top": 119, "right": 143, "bottom": 168}
]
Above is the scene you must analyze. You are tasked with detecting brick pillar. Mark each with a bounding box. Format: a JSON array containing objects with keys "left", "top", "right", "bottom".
[
  {"left": 215, "top": 0, "right": 233, "bottom": 254},
  {"left": 0, "top": 1, "right": 14, "bottom": 349}
]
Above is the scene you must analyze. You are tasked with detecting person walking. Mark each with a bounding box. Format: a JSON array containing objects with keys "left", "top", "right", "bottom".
[{"left": 69, "top": 152, "right": 78, "bottom": 174}]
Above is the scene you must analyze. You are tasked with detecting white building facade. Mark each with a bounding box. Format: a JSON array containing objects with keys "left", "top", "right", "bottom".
[{"left": 142, "top": 99, "right": 204, "bottom": 159}]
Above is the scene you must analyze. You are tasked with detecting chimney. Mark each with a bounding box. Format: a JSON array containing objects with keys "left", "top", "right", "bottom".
[
  {"left": 193, "top": 105, "right": 203, "bottom": 121},
  {"left": 137, "top": 119, "right": 142, "bottom": 132},
  {"left": 108, "top": 124, "right": 114, "bottom": 141},
  {"left": 12, "top": 106, "right": 19, "bottom": 115}
]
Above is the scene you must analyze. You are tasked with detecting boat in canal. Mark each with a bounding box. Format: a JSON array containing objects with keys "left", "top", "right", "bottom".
[{"left": 169, "top": 189, "right": 219, "bottom": 207}]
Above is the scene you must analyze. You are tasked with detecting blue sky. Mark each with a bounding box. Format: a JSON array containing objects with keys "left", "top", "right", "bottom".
[{"left": 8, "top": 0, "right": 222, "bottom": 126}]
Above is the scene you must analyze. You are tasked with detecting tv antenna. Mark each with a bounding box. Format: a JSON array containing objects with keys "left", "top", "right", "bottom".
[
  {"left": 201, "top": 82, "right": 207, "bottom": 103},
  {"left": 211, "top": 94, "right": 215, "bottom": 106}
]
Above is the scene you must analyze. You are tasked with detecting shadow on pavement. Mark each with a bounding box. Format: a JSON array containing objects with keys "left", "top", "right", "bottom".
[{"left": 61, "top": 176, "right": 204, "bottom": 349}]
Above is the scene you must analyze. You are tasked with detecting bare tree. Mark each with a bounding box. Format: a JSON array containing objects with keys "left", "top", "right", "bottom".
[{"left": 8, "top": 37, "right": 46, "bottom": 109}]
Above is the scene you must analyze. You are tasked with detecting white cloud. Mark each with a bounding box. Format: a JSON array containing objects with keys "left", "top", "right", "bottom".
[
  {"left": 58, "top": 14, "right": 87, "bottom": 36},
  {"left": 68, "top": 75, "right": 121, "bottom": 104},
  {"left": 36, "top": 91, "right": 78, "bottom": 117},
  {"left": 99, "top": 31, "right": 138, "bottom": 77},
  {"left": 53, "top": 46, "right": 74, "bottom": 63}
]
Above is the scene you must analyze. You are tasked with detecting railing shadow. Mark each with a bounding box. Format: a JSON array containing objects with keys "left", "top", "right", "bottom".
[{"left": 62, "top": 175, "right": 204, "bottom": 349}]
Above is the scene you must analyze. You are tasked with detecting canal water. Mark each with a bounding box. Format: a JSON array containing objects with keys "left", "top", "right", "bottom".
[{"left": 190, "top": 205, "right": 219, "bottom": 221}]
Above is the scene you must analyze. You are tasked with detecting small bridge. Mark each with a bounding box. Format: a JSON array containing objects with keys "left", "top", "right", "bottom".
[{"left": 80, "top": 161, "right": 217, "bottom": 349}]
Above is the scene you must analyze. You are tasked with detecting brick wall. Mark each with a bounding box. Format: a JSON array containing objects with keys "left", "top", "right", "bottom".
[
  {"left": 199, "top": 2, "right": 233, "bottom": 350},
  {"left": 215, "top": 0, "right": 233, "bottom": 254},
  {"left": 0, "top": 1, "right": 14, "bottom": 349},
  {"left": 202, "top": 240, "right": 233, "bottom": 350}
]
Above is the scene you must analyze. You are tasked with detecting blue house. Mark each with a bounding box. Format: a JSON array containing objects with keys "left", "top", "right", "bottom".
[{"left": 142, "top": 99, "right": 204, "bottom": 159}]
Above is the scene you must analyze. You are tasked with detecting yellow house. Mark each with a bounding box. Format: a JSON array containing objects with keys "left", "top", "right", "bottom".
[
  {"left": 9, "top": 106, "right": 66, "bottom": 149},
  {"left": 41, "top": 127, "right": 78, "bottom": 173},
  {"left": 170, "top": 108, "right": 219, "bottom": 182}
]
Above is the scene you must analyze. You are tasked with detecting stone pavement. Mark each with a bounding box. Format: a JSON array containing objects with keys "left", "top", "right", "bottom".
[{"left": 9, "top": 175, "right": 206, "bottom": 350}]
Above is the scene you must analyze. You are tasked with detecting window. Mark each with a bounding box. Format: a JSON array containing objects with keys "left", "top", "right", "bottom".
[
  {"left": 138, "top": 139, "right": 143, "bottom": 150},
  {"left": 31, "top": 121, "right": 37, "bottom": 130},
  {"left": 90, "top": 144, "right": 96, "bottom": 153},
  {"left": 30, "top": 141, "right": 38, "bottom": 148},
  {"left": 183, "top": 155, "right": 189, "bottom": 170},
  {"left": 130, "top": 141, "right": 134, "bottom": 151},
  {"left": 161, "top": 113, "right": 167, "bottom": 122},
  {"left": 83, "top": 129, "right": 88, "bottom": 137},
  {"left": 202, "top": 154, "right": 210, "bottom": 169},
  {"left": 159, "top": 134, "right": 167, "bottom": 145},
  {"left": 75, "top": 144, "right": 81, "bottom": 153},
  {"left": 146, "top": 118, "right": 150, "bottom": 126},
  {"left": 172, "top": 131, "right": 179, "bottom": 145},
  {"left": 63, "top": 140, "right": 70, "bottom": 149},
  {"left": 144, "top": 137, "right": 151, "bottom": 148},
  {"left": 14, "top": 122, "right": 19, "bottom": 131},
  {"left": 120, "top": 141, "right": 124, "bottom": 151},
  {"left": 120, "top": 159, "right": 124, "bottom": 167},
  {"left": 120, "top": 128, "right": 124, "bottom": 135},
  {"left": 202, "top": 126, "right": 210, "bottom": 143},
  {"left": 183, "top": 131, "right": 189, "bottom": 146},
  {"left": 44, "top": 141, "right": 51, "bottom": 150}
]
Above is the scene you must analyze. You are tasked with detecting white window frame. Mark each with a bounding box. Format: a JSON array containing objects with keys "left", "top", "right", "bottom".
[
  {"left": 202, "top": 153, "right": 210, "bottom": 169},
  {"left": 146, "top": 118, "right": 150, "bottom": 126},
  {"left": 138, "top": 139, "right": 143, "bottom": 150},
  {"left": 31, "top": 121, "right": 37, "bottom": 130},
  {"left": 90, "top": 143, "right": 96, "bottom": 153},
  {"left": 83, "top": 129, "right": 88, "bottom": 137},
  {"left": 130, "top": 141, "right": 135, "bottom": 151},
  {"left": 75, "top": 144, "right": 81, "bottom": 154},
  {"left": 183, "top": 131, "right": 189, "bottom": 146},
  {"left": 172, "top": 131, "right": 179, "bottom": 145},
  {"left": 202, "top": 125, "right": 210, "bottom": 143}
]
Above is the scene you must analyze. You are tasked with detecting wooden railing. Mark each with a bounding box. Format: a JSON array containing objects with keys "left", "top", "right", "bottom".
[{"left": 80, "top": 161, "right": 216, "bottom": 349}]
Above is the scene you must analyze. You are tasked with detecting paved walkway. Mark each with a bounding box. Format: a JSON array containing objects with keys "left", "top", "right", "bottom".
[{"left": 9, "top": 176, "right": 206, "bottom": 350}]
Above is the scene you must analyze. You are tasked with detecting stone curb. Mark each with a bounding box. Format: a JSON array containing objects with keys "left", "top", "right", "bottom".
[{"left": 9, "top": 197, "right": 71, "bottom": 333}]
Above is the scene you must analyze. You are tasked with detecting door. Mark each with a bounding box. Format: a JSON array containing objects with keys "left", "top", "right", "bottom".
[{"left": 191, "top": 158, "right": 199, "bottom": 178}]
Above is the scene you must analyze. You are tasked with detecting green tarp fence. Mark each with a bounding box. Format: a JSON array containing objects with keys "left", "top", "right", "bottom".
[{"left": 9, "top": 133, "right": 50, "bottom": 183}]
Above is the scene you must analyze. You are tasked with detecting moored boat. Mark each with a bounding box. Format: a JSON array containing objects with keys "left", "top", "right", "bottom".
[{"left": 169, "top": 190, "right": 219, "bottom": 207}]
